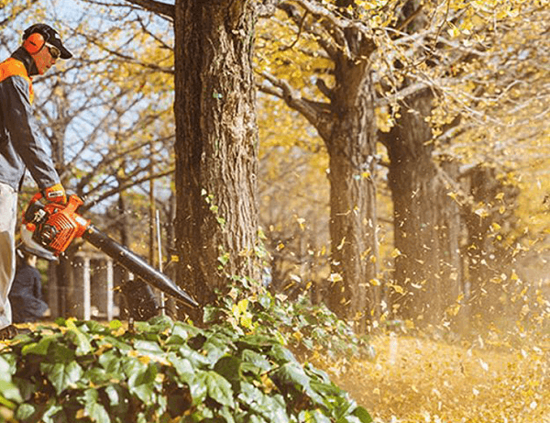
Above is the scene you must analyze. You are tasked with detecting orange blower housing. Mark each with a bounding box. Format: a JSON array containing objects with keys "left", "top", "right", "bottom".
[{"left": 22, "top": 193, "right": 90, "bottom": 255}]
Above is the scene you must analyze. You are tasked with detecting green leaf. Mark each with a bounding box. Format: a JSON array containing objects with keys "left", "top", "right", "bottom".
[
  {"left": 203, "top": 370, "right": 234, "bottom": 407},
  {"left": 134, "top": 339, "right": 166, "bottom": 362},
  {"left": 188, "top": 371, "right": 208, "bottom": 405},
  {"left": 352, "top": 406, "right": 373, "bottom": 423},
  {"left": 84, "top": 367, "right": 111, "bottom": 385},
  {"left": 122, "top": 356, "right": 147, "bottom": 380},
  {"left": 104, "top": 385, "right": 121, "bottom": 406},
  {"left": 299, "top": 409, "right": 332, "bottom": 423},
  {"left": 41, "top": 361, "right": 83, "bottom": 395},
  {"left": 241, "top": 349, "right": 272, "bottom": 375},
  {"left": 0, "top": 357, "right": 13, "bottom": 382},
  {"left": 98, "top": 350, "right": 123, "bottom": 376},
  {"left": 65, "top": 319, "right": 93, "bottom": 356},
  {"left": 336, "top": 416, "right": 363, "bottom": 423},
  {"left": 128, "top": 364, "right": 158, "bottom": 404},
  {"left": 214, "top": 355, "right": 242, "bottom": 386},
  {"left": 269, "top": 344, "right": 299, "bottom": 365},
  {"left": 178, "top": 344, "right": 212, "bottom": 367},
  {"left": 272, "top": 362, "right": 324, "bottom": 405},
  {"left": 21, "top": 337, "right": 54, "bottom": 356},
  {"left": 168, "top": 355, "right": 195, "bottom": 383},
  {"left": 87, "top": 401, "right": 111, "bottom": 423},
  {"left": 109, "top": 320, "right": 123, "bottom": 330},
  {"left": 15, "top": 403, "right": 36, "bottom": 421},
  {"left": 202, "top": 335, "right": 231, "bottom": 364},
  {"left": 238, "top": 382, "right": 289, "bottom": 423},
  {"left": 40, "top": 400, "right": 63, "bottom": 423},
  {"left": 0, "top": 380, "right": 22, "bottom": 403}
]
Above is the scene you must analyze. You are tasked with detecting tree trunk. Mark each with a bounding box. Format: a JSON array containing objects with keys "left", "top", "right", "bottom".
[
  {"left": 381, "top": 89, "right": 462, "bottom": 326},
  {"left": 324, "top": 58, "right": 379, "bottom": 332},
  {"left": 462, "top": 165, "right": 519, "bottom": 327},
  {"left": 173, "top": 0, "right": 259, "bottom": 319}
]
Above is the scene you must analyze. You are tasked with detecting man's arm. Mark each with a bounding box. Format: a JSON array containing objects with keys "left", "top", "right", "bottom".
[{"left": 3, "top": 75, "right": 61, "bottom": 190}]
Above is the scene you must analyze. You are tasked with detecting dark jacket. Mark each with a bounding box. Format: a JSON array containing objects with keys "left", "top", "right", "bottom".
[
  {"left": 0, "top": 47, "right": 60, "bottom": 191},
  {"left": 9, "top": 263, "right": 48, "bottom": 323}
]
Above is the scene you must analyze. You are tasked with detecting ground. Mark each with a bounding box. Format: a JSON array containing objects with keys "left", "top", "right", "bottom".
[{"left": 319, "top": 331, "right": 550, "bottom": 423}]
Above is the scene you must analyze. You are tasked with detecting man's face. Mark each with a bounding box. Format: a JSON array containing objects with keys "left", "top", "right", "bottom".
[{"left": 32, "top": 45, "right": 58, "bottom": 75}]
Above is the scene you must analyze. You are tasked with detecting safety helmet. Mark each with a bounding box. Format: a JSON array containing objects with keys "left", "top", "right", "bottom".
[{"left": 22, "top": 23, "right": 72, "bottom": 59}]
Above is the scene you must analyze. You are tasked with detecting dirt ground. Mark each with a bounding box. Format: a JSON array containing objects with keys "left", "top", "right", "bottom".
[{"left": 318, "top": 332, "right": 550, "bottom": 423}]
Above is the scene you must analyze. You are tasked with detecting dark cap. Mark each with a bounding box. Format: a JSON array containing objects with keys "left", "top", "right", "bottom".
[{"left": 23, "top": 23, "right": 72, "bottom": 59}]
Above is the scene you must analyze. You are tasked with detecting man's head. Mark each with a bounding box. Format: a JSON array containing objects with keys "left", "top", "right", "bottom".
[{"left": 22, "top": 23, "right": 72, "bottom": 75}]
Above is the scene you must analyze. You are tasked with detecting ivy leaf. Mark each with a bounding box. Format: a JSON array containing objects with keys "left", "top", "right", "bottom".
[
  {"left": 0, "top": 380, "right": 22, "bottom": 403},
  {"left": 214, "top": 355, "right": 242, "bottom": 391},
  {"left": 41, "top": 361, "right": 83, "bottom": 395},
  {"left": 21, "top": 337, "right": 55, "bottom": 356},
  {"left": 15, "top": 403, "right": 36, "bottom": 421},
  {"left": 87, "top": 401, "right": 111, "bottom": 423},
  {"left": 168, "top": 355, "right": 195, "bottom": 383},
  {"left": 299, "top": 409, "right": 332, "bottom": 423},
  {"left": 270, "top": 344, "right": 299, "bottom": 365},
  {"left": 128, "top": 364, "right": 158, "bottom": 403},
  {"left": 238, "top": 383, "right": 289, "bottom": 423},
  {"left": 352, "top": 406, "right": 373, "bottom": 423},
  {"left": 272, "top": 362, "right": 324, "bottom": 405},
  {"left": 241, "top": 349, "right": 273, "bottom": 375},
  {"left": 65, "top": 319, "right": 93, "bottom": 356},
  {"left": 193, "top": 370, "right": 234, "bottom": 407},
  {"left": 98, "top": 349, "right": 123, "bottom": 376},
  {"left": 188, "top": 371, "right": 208, "bottom": 405},
  {"left": 40, "top": 400, "right": 63, "bottom": 423}
]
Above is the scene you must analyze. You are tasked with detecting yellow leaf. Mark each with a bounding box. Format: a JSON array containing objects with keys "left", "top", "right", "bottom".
[
  {"left": 329, "top": 273, "right": 343, "bottom": 283},
  {"left": 337, "top": 237, "right": 346, "bottom": 250},
  {"left": 392, "top": 284, "right": 404, "bottom": 294},
  {"left": 391, "top": 248, "right": 402, "bottom": 258},
  {"left": 474, "top": 208, "right": 489, "bottom": 218}
]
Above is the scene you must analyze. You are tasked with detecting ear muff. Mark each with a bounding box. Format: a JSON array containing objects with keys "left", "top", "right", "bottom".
[{"left": 23, "top": 32, "right": 46, "bottom": 55}]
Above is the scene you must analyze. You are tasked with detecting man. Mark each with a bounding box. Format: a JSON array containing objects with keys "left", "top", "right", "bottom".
[
  {"left": 9, "top": 247, "right": 48, "bottom": 323},
  {"left": 0, "top": 23, "right": 72, "bottom": 340}
]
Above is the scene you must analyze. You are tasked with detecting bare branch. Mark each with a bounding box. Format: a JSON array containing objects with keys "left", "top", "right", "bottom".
[
  {"left": 259, "top": 71, "right": 333, "bottom": 139},
  {"left": 123, "top": 0, "right": 174, "bottom": 19}
]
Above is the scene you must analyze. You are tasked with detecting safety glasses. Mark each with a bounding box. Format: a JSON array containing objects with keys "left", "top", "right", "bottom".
[{"left": 46, "top": 44, "right": 61, "bottom": 60}]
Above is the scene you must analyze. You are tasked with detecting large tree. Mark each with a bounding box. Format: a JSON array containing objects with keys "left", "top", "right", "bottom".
[
  {"left": 174, "top": 0, "right": 260, "bottom": 315},
  {"left": 122, "top": 0, "right": 261, "bottom": 320},
  {"left": 259, "top": 0, "right": 381, "bottom": 331}
]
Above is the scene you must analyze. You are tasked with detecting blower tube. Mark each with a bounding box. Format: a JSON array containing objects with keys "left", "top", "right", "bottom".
[{"left": 83, "top": 224, "right": 198, "bottom": 309}]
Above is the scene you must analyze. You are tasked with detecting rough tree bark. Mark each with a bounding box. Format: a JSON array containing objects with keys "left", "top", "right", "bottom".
[
  {"left": 173, "top": 0, "right": 260, "bottom": 319},
  {"left": 326, "top": 54, "right": 380, "bottom": 330},
  {"left": 263, "top": 1, "right": 380, "bottom": 331},
  {"left": 380, "top": 89, "right": 462, "bottom": 326}
]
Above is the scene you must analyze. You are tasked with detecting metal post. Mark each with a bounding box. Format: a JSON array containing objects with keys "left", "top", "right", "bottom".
[
  {"left": 156, "top": 209, "right": 165, "bottom": 315},
  {"left": 83, "top": 257, "right": 91, "bottom": 320}
]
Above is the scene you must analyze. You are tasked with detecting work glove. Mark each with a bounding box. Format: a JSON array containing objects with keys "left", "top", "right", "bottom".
[{"left": 42, "top": 183, "right": 67, "bottom": 204}]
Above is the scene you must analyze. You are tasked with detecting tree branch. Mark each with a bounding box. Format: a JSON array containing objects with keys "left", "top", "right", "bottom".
[
  {"left": 259, "top": 71, "right": 333, "bottom": 139},
  {"left": 123, "top": 0, "right": 174, "bottom": 19}
]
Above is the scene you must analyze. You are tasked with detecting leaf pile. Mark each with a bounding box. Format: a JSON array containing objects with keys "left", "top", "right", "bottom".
[
  {"left": 0, "top": 316, "right": 372, "bottom": 423},
  {"left": 329, "top": 332, "right": 550, "bottom": 423}
]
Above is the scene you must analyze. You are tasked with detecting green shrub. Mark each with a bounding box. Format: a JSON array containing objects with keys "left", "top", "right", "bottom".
[
  {"left": 0, "top": 316, "right": 372, "bottom": 423},
  {"left": 206, "top": 286, "right": 375, "bottom": 362}
]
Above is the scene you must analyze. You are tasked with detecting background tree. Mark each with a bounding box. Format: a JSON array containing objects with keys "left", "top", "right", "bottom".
[{"left": 258, "top": 0, "right": 382, "bottom": 331}]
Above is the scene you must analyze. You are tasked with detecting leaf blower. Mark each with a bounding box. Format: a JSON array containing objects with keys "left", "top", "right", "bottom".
[{"left": 20, "top": 193, "right": 199, "bottom": 309}]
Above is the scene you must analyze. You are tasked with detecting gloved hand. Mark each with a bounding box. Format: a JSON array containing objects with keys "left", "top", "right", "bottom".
[{"left": 42, "top": 183, "right": 66, "bottom": 204}]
